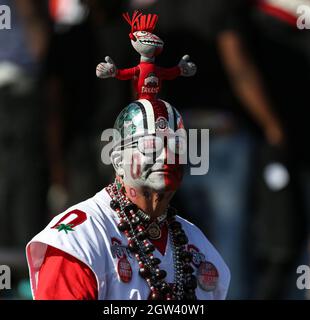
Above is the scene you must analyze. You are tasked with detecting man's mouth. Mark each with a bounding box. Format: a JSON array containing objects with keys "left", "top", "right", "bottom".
[{"left": 150, "top": 167, "right": 176, "bottom": 174}]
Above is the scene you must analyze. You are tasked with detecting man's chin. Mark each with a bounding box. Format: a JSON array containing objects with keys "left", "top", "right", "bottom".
[{"left": 147, "top": 173, "right": 182, "bottom": 192}]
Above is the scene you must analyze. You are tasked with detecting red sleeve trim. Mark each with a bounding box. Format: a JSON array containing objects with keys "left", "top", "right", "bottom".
[{"left": 35, "top": 246, "right": 98, "bottom": 300}]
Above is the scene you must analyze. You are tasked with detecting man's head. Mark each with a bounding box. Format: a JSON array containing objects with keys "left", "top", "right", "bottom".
[{"left": 111, "top": 99, "right": 186, "bottom": 193}]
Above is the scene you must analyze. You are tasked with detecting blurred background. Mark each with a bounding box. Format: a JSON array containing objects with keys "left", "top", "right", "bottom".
[{"left": 0, "top": 0, "right": 310, "bottom": 300}]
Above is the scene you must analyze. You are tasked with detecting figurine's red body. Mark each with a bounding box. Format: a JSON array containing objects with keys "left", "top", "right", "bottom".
[
  {"left": 116, "top": 61, "right": 180, "bottom": 100},
  {"left": 96, "top": 11, "right": 196, "bottom": 99}
]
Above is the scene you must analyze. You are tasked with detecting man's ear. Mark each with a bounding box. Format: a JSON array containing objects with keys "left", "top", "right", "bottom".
[{"left": 111, "top": 150, "right": 124, "bottom": 177}]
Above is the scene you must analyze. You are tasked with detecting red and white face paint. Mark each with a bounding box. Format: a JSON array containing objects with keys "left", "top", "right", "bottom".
[
  {"left": 111, "top": 99, "right": 185, "bottom": 192},
  {"left": 121, "top": 135, "right": 184, "bottom": 192}
]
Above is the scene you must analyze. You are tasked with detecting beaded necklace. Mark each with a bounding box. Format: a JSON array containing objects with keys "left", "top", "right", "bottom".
[{"left": 106, "top": 181, "right": 197, "bottom": 300}]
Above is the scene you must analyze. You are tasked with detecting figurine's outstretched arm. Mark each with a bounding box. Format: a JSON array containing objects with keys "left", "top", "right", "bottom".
[
  {"left": 160, "top": 55, "right": 197, "bottom": 80},
  {"left": 96, "top": 56, "right": 117, "bottom": 79},
  {"left": 178, "top": 55, "right": 197, "bottom": 77},
  {"left": 96, "top": 56, "right": 139, "bottom": 80},
  {"left": 159, "top": 65, "right": 181, "bottom": 80},
  {"left": 115, "top": 66, "right": 139, "bottom": 80}
]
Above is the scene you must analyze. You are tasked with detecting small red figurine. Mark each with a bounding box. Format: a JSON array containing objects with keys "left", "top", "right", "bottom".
[{"left": 96, "top": 11, "right": 197, "bottom": 101}]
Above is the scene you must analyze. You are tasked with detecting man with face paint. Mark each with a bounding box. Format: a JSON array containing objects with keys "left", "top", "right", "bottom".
[
  {"left": 26, "top": 99, "right": 230, "bottom": 300},
  {"left": 113, "top": 99, "right": 184, "bottom": 191},
  {"left": 96, "top": 11, "right": 197, "bottom": 101}
]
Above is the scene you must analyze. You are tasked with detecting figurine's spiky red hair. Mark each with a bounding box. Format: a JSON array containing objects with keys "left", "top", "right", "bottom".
[{"left": 123, "top": 10, "right": 159, "bottom": 40}]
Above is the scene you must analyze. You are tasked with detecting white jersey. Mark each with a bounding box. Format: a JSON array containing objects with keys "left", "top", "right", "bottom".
[{"left": 26, "top": 188, "right": 230, "bottom": 300}]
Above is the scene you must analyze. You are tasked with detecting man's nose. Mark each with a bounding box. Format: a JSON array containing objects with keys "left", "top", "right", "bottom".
[
  {"left": 156, "top": 139, "right": 175, "bottom": 165},
  {"left": 155, "top": 143, "right": 166, "bottom": 164}
]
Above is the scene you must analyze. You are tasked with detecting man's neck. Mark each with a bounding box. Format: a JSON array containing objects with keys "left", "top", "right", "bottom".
[{"left": 124, "top": 185, "right": 174, "bottom": 219}]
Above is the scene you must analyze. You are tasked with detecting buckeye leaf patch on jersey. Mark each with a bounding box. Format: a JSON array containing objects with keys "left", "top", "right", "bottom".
[
  {"left": 55, "top": 223, "right": 74, "bottom": 234},
  {"left": 51, "top": 209, "right": 87, "bottom": 234}
]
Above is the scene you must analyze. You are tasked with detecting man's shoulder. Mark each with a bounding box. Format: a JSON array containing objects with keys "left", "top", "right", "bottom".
[
  {"left": 26, "top": 189, "right": 116, "bottom": 296},
  {"left": 175, "top": 215, "right": 205, "bottom": 239},
  {"left": 28, "top": 189, "right": 117, "bottom": 258}
]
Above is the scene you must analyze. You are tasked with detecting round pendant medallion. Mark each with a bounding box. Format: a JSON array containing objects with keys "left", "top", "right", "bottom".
[{"left": 146, "top": 222, "right": 161, "bottom": 240}]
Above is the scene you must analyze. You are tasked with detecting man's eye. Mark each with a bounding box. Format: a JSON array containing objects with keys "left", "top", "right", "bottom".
[{"left": 138, "top": 136, "right": 163, "bottom": 154}]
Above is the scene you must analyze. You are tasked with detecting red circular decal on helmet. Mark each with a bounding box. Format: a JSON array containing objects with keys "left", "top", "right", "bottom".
[
  {"left": 117, "top": 257, "right": 132, "bottom": 283},
  {"left": 197, "top": 261, "right": 219, "bottom": 292}
]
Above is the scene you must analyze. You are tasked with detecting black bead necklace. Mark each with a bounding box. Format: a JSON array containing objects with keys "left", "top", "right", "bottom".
[{"left": 106, "top": 181, "right": 197, "bottom": 300}]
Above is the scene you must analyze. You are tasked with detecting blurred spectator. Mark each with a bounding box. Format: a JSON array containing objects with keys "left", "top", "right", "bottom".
[
  {"left": 247, "top": 0, "right": 310, "bottom": 299},
  {"left": 153, "top": 0, "right": 310, "bottom": 299},
  {"left": 45, "top": 0, "right": 107, "bottom": 213},
  {"left": 45, "top": 0, "right": 138, "bottom": 215},
  {"left": 0, "top": 1, "right": 48, "bottom": 248},
  {"left": 0, "top": 0, "right": 48, "bottom": 297}
]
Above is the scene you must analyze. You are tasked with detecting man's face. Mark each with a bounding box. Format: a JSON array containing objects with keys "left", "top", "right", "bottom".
[
  {"left": 112, "top": 100, "right": 186, "bottom": 193},
  {"left": 121, "top": 133, "right": 185, "bottom": 192}
]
